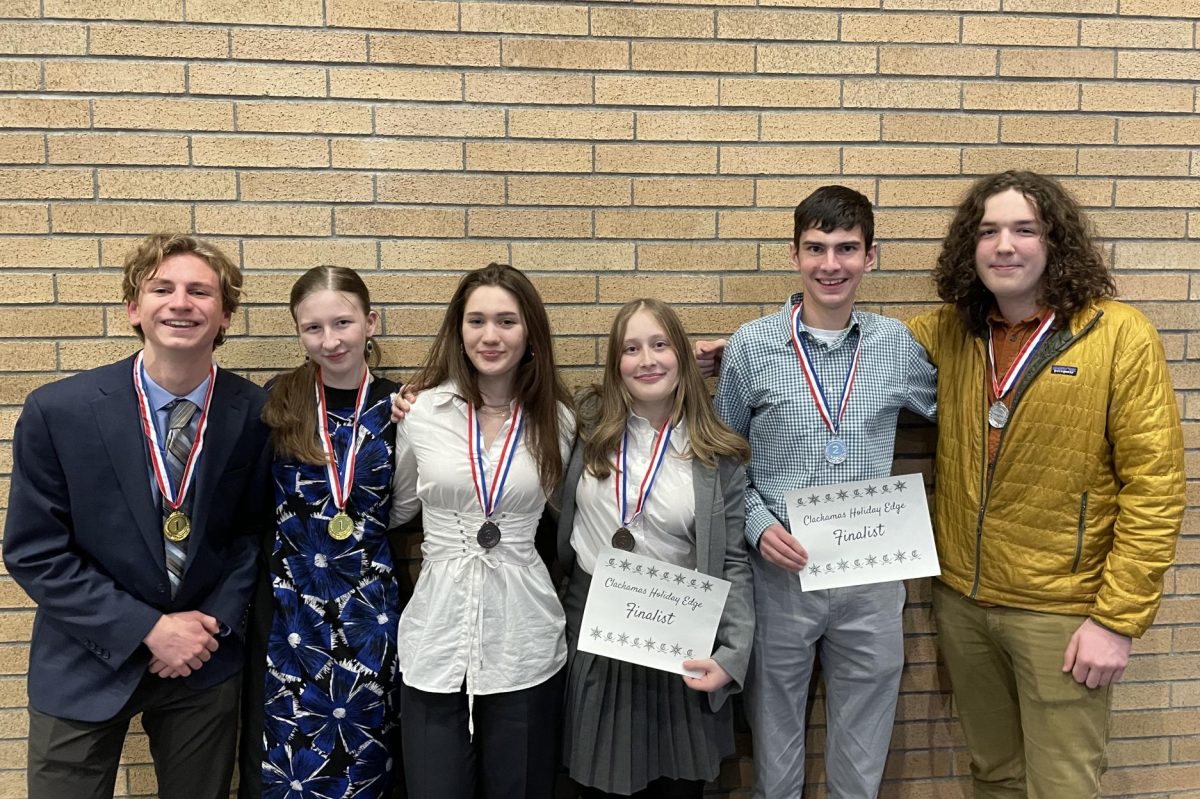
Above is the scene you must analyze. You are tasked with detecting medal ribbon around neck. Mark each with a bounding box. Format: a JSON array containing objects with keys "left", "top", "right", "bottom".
[
  {"left": 132, "top": 351, "right": 217, "bottom": 514},
  {"left": 789, "top": 302, "right": 862, "bottom": 440},
  {"left": 614, "top": 419, "right": 674, "bottom": 529},
  {"left": 988, "top": 312, "right": 1056, "bottom": 402},
  {"left": 315, "top": 366, "right": 372, "bottom": 517},
  {"left": 467, "top": 401, "right": 525, "bottom": 520}
]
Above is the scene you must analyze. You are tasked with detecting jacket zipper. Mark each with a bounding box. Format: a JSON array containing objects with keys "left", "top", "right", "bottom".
[{"left": 968, "top": 310, "right": 1104, "bottom": 598}]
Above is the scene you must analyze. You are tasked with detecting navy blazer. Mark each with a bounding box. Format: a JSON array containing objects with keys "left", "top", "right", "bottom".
[{"left": 4, "top": 355, "right": 272, "bottom": 722}]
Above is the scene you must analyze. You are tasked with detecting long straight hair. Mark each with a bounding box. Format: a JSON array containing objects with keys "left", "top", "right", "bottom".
[
  {"left": 264, "top": 266, "right": 381, "bottom": 464},
  {"left": 581, "top": 298, "right": 749, "bottom": 479},
  {"left": 410, "top": 263, "right": 571, "bottom": 494}
]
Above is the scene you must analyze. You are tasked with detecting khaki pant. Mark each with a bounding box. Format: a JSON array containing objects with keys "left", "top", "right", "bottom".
[{"left": 932, "top": 580, "right": 1111, "bottom": 799}]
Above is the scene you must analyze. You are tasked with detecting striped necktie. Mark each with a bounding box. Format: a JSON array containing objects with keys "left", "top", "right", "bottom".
[{"left": 163, "top": 398, "right": 196, "bottom": 597}]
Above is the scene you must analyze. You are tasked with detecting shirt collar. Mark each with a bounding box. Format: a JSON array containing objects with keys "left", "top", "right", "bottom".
[
  {"left": 627, "top": 413, "right": 690, "bottom": 455},
  {"left": 141, "top": 362, "right": 212, "bottom": 413},
  {"left": 986, "top": 305, "right": 1048, "bottom": 330},
  {"left": 780, "top": 292, "right": 863, "bottom": 346}
]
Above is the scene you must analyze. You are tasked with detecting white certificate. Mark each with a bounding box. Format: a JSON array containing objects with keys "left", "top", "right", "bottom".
[
  {"left": 783, "top": 473, "right": 939, "bottom": 591},
  {"left": 579, "top": 547, "right": 731, "bottom": 677}
]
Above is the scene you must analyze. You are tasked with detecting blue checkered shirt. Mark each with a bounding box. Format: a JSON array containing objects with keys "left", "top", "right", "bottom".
[{"left": 715, "top": 293, "right": 938, "bottom": 548}]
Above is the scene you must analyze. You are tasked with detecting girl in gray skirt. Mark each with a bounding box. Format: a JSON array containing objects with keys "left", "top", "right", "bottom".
[{"left": 556, "top": 299, "right": 754, "bottom": 798}]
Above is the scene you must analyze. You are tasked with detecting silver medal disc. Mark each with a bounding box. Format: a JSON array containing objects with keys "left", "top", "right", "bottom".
[
  {"left": 824, "top": 437, "right": 848, "bottom": 465},
  {"left": 987, "top": 400, "right": 1009, "bottom": 430}
]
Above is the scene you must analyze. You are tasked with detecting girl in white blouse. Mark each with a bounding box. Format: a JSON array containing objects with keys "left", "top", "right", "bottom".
[
  {"left": 389, "top": 263, "right": 573, "bottom": 799},
  {"left": 557, "top": 299, "right": 754, "bottom": 798}
]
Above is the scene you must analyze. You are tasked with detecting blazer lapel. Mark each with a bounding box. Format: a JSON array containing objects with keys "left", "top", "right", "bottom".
[
  {"left": 187, "top": 369, "right": 249, "bottom": 553},
  {"left": 691, "top": 458, "right": 718, "bottom": 577},
  {"left": 92, "top": 358, "right": 163, "bottom": 567}
]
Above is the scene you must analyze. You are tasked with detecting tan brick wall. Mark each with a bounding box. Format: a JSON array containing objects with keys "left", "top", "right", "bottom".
[{"left": 0, "top": 2, "right": 1197, "bottom": 797}]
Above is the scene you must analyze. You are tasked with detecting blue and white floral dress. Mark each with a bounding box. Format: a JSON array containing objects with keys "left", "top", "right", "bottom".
[{"left": 258, "top": 379, "right": 402, "bottom": 799}]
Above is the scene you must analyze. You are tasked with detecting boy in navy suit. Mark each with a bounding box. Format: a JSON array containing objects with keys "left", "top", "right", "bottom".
[{"left": 4, "top": 233, "right": 272, "bottom": 799}]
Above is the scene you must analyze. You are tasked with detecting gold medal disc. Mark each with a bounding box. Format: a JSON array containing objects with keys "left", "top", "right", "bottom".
[
  {"left": 163, "top": 511, "right": 191, "bottom": 542},
  {"left": 328, "top": 511, "right": 354, "bottom": 540}
]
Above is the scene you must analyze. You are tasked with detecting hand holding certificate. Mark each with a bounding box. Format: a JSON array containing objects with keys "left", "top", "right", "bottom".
[
  {"left": 784, "top": 473, "right": 940, "bottom": 591},
  {"left": 579, "top": 548, "right": 731, "bottom": 677}
]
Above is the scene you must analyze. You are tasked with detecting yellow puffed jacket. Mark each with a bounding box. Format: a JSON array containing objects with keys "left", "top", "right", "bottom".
[{"left": 907, "top": 300, "right": 1184, "bottom": 638}]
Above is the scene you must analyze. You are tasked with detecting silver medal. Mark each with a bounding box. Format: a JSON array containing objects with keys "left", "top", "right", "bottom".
[
  {"left": 987, "top": 400, "right": 1009, "bottom": 429},
  {"left": 824, "top": 437, "right": 848, "bottom": 465}
]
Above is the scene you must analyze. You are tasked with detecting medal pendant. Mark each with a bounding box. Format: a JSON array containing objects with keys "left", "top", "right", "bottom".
[
  {"left": 824, "top": 437, "right": 848, "bottom": 465},
  {"left": 163, "top": 511, "right": 191, "bottom": 542},
  {"left": 477, "top": 520, "right": 502, "bottom": 550},
  {"left": 611, "top": 527, "right": 635, "bottom": 552},
  {"left": 328, "top": 511, "right": 354, "bottom": 541},
  {"left": 988, "top": 400, "right": 1010, "bottom": 430}
]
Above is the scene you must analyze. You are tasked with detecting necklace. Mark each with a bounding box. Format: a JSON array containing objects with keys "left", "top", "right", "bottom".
[{"left": 478, "top": 403, "right": 511, "bottom": 418}]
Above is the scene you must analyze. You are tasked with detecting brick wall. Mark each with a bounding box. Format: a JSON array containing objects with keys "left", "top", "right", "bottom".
[{"left": 0, "top": 1, "right": 1197, "bottom": 796}]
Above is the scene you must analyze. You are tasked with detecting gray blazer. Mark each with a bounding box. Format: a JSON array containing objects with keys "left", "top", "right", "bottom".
[{"left": 556, "top": 438, "right": 755, "bottom": 710}]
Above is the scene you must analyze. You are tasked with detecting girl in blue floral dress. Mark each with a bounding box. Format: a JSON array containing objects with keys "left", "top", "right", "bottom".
[{"left": 240, "top": 266, "right": 403, "bottom": 799}]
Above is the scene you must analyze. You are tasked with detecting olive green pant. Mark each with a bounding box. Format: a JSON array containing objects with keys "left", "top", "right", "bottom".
[{"left": 932, "top": 580, "right": 1111, "bottom": 799}]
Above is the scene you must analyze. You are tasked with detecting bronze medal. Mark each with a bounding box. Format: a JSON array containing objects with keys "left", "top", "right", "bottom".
[
  {"left": 477, "top": 520, "right": 501, "bottom": 549},
  {"left": 163, "top": 510, "right": 191, "bottom": 542},
  {"left": 611, "top": 527, "right": 635, "bottom": 551},
  {"left": 328, "top": 511, "right": 354, "bottom": 541}
]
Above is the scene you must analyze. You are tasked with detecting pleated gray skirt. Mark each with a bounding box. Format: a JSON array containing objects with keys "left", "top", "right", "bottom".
[{"left": 562, "top": 568, "right": 734, "bottom": 795}]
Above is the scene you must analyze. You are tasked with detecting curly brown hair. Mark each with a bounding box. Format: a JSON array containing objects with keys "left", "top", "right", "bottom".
[{"left": 934, "top": 171, "right": 1115, "bottom": 335}]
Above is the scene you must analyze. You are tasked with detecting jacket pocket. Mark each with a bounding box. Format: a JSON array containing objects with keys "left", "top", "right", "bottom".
[{"left": 1071, "top": 492, "right": 1088, "bottom": 573}]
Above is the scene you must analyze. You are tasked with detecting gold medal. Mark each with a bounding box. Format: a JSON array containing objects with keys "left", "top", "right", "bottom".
[
  {"left": 163, "top": 510, "right": 191, "bottom": 542},
  {"left": 328, "top": 511, "right": 354, "bottom": 541}
]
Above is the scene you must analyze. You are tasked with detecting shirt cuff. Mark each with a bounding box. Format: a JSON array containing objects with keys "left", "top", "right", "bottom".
[{"left": 745, "top": 508, "right": 778, "bottom": 549}]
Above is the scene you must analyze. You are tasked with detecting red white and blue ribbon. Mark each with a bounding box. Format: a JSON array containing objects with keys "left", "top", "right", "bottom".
[
  {"left": 467, "top": 402, "right": 525, "bottom": 519},
  {"left": 789, "top": 302, "right": 861, "bottom": 438},
  {"left": 988, "top": 312, "right": 1055, "bottom": 402},
  {"left": 132, "top": 351, "right": 216, "bottom": 513},
  {"left": 315, "top": 366, "right": 372, "bottom": 514},
  {"left": 614, "top": 419, "right": 674, "bottom": 528}
]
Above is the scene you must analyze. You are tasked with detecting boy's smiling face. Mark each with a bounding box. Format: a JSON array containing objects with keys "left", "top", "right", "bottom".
[{"left": 790, "top": 225, "right": 876, "bottom": 328}]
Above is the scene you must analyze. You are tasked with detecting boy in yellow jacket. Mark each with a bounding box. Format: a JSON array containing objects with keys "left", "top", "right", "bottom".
[{"left": 906, "top": 170, "right": 1183, "bottom": 798}]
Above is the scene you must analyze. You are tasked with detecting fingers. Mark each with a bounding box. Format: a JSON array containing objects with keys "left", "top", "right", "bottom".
[
  {"left": 1062, "top": 630, "right": 1079, "bottom": 674},
  {"left": 760, "top": 528, "right": 807, "bottom": 572},
  {"left": 197, "top": 613, "right": 220, "bottom": 635}
]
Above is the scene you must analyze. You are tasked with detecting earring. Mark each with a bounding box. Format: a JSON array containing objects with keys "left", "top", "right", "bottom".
[{"left": 366, "top": 339, "right": 375, "bottom": 354}]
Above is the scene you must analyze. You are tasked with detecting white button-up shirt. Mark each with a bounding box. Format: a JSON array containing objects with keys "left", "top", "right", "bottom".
[
  {"left": 391, "top": 382, "right": 573, "bottom": 697},
  {"left": 571, "top": 415, "right": 697, "bottom": 575}
]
